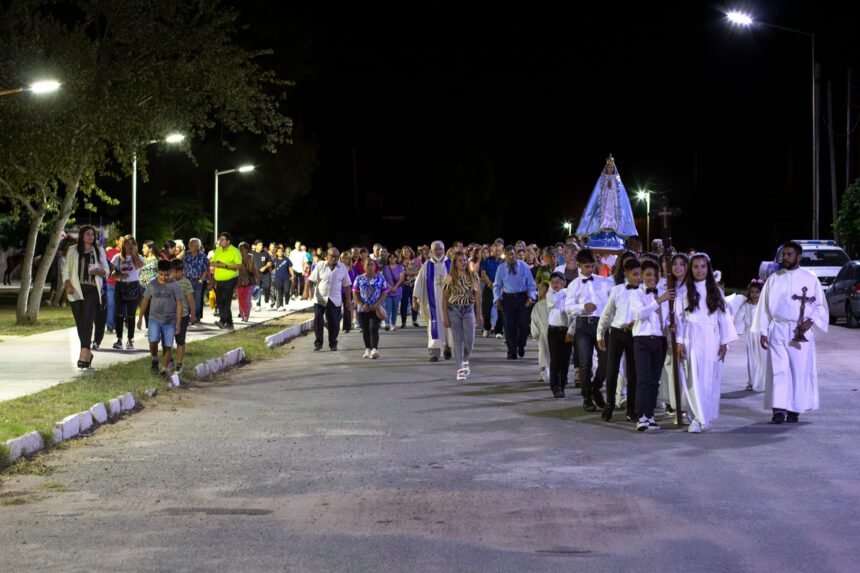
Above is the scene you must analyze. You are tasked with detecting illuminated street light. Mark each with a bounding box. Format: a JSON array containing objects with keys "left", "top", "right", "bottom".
[
  {"left": 132, "top": 133, "right": 186, "bottom": 238},
  {"left": 214, "top": 165, "right": 256, "bottom": 245}
]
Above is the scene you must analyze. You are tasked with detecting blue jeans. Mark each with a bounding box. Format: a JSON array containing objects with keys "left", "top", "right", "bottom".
[
  {"left": 192, "top": 281, "right": 205, "bottom": 321},
  {"left": 105, "top": 283, "right": 116, "bottom": 330},
  {"left": 384, "top": 293, "right": 402, "bottom": 325}
]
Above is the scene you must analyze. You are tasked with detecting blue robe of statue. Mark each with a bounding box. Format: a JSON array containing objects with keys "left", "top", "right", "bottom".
[{"left": 576, "top": 161, "right": 638, "bottom": 239}]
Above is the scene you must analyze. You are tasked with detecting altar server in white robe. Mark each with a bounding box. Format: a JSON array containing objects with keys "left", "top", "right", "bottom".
[
  {"left": 675, "top": 253, "right": 737, "bottom": 433},
  {"left": 658, "top": 252, "right": 689, "bottom": 415},
  {"left": 751, "top": 241, "right": 828, "bottom": 424},
  {"left": 413, "top": 240, "right": 453, "bottom": 361},
  {"left": 732, "top": 279, "right": 767, "bottom": 392}
]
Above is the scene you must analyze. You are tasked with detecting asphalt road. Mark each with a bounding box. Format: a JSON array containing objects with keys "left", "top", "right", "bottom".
[{"left": 1, "top": 320, "right": 858, "bottom": 572}]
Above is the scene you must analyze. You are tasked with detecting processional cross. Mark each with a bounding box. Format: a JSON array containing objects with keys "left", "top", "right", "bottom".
[{"left": 791, "top": 287, "right": 815, "bottom": 343}]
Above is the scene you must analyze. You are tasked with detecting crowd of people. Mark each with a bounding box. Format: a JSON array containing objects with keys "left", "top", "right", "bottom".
[{"left": 55, "top": 228, "right": 828, "bottom": 433}]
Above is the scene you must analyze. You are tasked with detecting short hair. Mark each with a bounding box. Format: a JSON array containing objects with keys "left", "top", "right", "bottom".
[
  {"left": 641, "top": 260, "right": 659, "bottom": 275},
  {"left": 219, "top": 232, "right": 232, "bottom": 242},
  {"left": 623, "top": 258, "right": 642, "bottom": 272},
  {"left": 157, "top": 260, "right": 172, "bottom": 272},
  {"left": 576, "top": 248, "right": 596, "bottom": 264},
  {"left": 627, "top": 235, "right": 642, "bottom": 245},
  {"left": 170, "top": 258, "right": 185, "bottom": 271},
  {"left": 253, "top": 240, "right": 263, "bottom": 246},
  {"left": 550, "top": 271, "right": 566, "bottom": 282},
  {"left": 782, "top": 240, "right": 803, "bottom": 255}
]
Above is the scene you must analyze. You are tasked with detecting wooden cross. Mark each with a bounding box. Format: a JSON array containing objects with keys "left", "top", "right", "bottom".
[{"left": 791, "top": 286, "right": 816, "bottom": 343}]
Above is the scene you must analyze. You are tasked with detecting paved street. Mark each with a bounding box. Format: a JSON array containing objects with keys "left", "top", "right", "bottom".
[
  {"left": 0, "top": 298, "right": 312, "bottom": 402},
  {"left": 1, "top": 322, "right": 859, "bottom": 572}
]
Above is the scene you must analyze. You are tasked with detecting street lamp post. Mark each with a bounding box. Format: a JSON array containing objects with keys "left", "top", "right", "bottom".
[
  {"left": 213, "top": 165, "right": 255, "bottom": 247},
  {"left": 726, "top": 10, "right": 819, "bottom": 238},
  {"left": 0, "top": 79, "right": 61, "bottom": 97},
  {"left": 636, "top": 190, "right": 652, "bottom": 246},
  {"left": 131, "top": 133, "right": 185, "bottom": 239}
]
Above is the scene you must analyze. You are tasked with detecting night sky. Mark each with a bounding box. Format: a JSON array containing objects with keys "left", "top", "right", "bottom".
[{"left": 89, "top": 1, "right": 860, "bottom": 285}]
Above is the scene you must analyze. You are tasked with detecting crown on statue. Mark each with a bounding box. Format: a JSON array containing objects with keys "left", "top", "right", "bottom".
[{"left": 605, "top": 154, "right": 615, "bottom": 165}]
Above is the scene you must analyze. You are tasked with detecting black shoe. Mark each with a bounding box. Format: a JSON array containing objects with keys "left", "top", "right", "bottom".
[
  {"left": 517, "top": 346, "right": 525, "bottom": 358},
  {"left": 429, "top": 356, "right": 439, "bottom": 362},
  {"left": 551, "top": 387, "right": 561, "bottom": 398},
  {"left": 666, "top": 405, "right": 675, "bottom": 414},
  {"left": 558, "top": 387, "right": 565, "bottom": 398},
  {"left": 601, "top": 404, "right": 615, "bottom": 422},
  {"left": 443, "top": 346, "right": 452, "bottom": 360},
  {"left": 786, "top": 412, "right": 799, "bottom": 423},
  {"left": 770, "top": 412, "right": 786, "bottom": 424},
  {"left": 507, "top": 354, "right": 517, "bottom": 360},
  {"left": 626, "top": 415, "right": 634, "bottom": 423},
  {"left": 150, "top": 361, "right": 160, "bottom": 375},
  {"left": 592, "top": 391, "right": 607, "bottom": 409},
  {"left": 313, "top": 346, "right": 322, "bottom": 352},
  {"left": 413, "top": 321, "right": 420, "bottom": 328},
  {"left": 583, "top": 399, "right": 598, "bottom": 412},
  {"left": 329, "top": 345, "right": 338, "bottom": 352}
]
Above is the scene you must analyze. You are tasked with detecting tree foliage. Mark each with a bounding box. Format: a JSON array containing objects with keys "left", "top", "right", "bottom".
[
  {"left": 0, "top": 0, "right": 294, "bottom": 323},
  {"left": 834, "top": 179, "right": 860, "bottom": 257}
]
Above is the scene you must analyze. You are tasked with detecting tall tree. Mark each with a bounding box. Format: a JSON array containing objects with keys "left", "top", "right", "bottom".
[{"left": 0, "top": 0, "right": 293, "bottom": 324}]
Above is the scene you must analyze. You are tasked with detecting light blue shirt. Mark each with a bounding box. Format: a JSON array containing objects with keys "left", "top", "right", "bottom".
[{"left": 493, "top": 260, "right": 538, "bottom": 303}]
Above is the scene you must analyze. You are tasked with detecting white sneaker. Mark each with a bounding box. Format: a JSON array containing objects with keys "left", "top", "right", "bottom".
[
  {"left": 681, "top": 412, "right": 692, "bottom": 426},
  {"left": 370, "top": 348, "right": 379, "bottom": 359},
  {"left": 687, "top": 420, "right": 703, "bottom": 433},
  {"left": 647, "top": 417, "right": 662, "bottom": 432},
  {"left": 380, "top": 321, "right": 387, "bottom": 329},
  {"left": 483, "top": 330, "right": 490, "bottom": 338},
  {"left": 462, "top": 361, "right": 470, "bottom": 376},
  {"left": 495, "top": 333, "right": 503, "bottom": 340},
  {"left": 390, "top": 324, "right": 396, "bottom": 331},
  {"left": 539, "top": 369, "right": 547, "bottom": 382},
  {"left": 636, "top": 416, "right": 649, "bottom": 432},
  {"left": 362, "top": 349, "right": 371, "bottom": 359},
  {"left": 456, "top": 369, "right": 467, "bottom": 381},
  {"left": 702, "top": 421, "right": 713, "bottom": 432}
]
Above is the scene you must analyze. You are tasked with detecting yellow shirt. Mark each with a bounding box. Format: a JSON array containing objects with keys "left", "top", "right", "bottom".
[{"left": 212, "top": 245, "right": 242, "bottom": 281}]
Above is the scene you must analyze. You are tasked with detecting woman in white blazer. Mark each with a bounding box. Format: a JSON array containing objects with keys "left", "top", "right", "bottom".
[{"left": 62, "top": 225, "right": 109, "bottom": 368}]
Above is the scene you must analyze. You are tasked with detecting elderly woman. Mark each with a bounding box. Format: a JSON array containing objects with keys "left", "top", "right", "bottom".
[
  {"left": 352, "top": 259, "right": 388, "bottom": 359},
  {"left": 63, "top": 225, "right": 109, "bottom": 368},
  {"left": 184, "top": 238, "right": 209, "bottom": 324}
]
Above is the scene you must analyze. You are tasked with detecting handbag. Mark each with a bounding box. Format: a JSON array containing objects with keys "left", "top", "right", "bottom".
[
  {"left": 119, "top": 281, "right": 141, "bottom": 301},
  {"left": 375, "top": 305, "right": 387, "bottom": 321}
]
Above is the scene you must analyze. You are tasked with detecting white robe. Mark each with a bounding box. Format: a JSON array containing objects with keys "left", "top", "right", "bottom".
[
  {"left": 733, "top": 301, "right": 767, "bottom": 392},
  {"left": 529, "top": 298, "right": 549, "bottom": 370},
  {"left": 751, "top": 267, "right": 828, "bottom": 413},
  {"left": 414, "top": 258, "right": 453, "bottom": 352},
  {"left": 676, "top": 281, "right": 738, "bottom": 425}
]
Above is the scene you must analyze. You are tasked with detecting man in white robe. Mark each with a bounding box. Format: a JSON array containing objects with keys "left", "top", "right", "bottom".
[
  {"left": 751, "top": 241, "right": 829, "bottom": 424},
  {"left": 413, "top": 241, "right": 453, "bottom": 361}
]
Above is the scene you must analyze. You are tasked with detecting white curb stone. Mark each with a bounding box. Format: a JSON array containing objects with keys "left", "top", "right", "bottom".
[
  {"left": 52, "top": 426, "right": 63, "bottom": 445},
  {"left": 90, "top": 403, "right": 109, "bottom": 424},
  {"left": 120, "top": 392, "right": 136, "bottom": 412},
  {"left": 108, "top": 398, "right": 122, "bottom": 418},
  {"left": 4, "top": 431, "right": 45, "bottom": 463},
  {"left": 168, "top": 374, "right": 180, "bottom": 387},
  {"left": 57, "top": 414, "right": 81, "bottom": 440},
  {"left": 265, "top": 319, "right": 313, "bottom": 348},
  {"left": 194, "top": 362, "right": 209, "bottom": 378},
  {"left": 78, "top": 411, "right": 94, "bottom": 433}
]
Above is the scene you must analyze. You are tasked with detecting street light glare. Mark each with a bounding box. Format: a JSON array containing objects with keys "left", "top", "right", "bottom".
[
  {"left": 164, "top": 133, "right": 185, "bottom": 144},
  {"left": 636, "top": 190, "right": 647, "bottom": 200},
  {"left": 29, "top": 80, "right": 61, "bottom": 94},
  {"left": 726, "top": 10, "right": 753, "bottom": 26},
  {"left": 238, "top": 165, "right": 255, "bottom": 173}
]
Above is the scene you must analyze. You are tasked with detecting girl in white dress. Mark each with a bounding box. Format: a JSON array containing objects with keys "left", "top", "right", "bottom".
[{"left": 733, "top": 279, "right": 766, "bottom": 392}]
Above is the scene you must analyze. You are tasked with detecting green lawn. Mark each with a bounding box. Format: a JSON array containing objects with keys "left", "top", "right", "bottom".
[
  {"left": 0, "top": 313, "right": 310, "bottom": 462},
  {"left": 0, "top": 291, "right": 75, "bottom": 337}
]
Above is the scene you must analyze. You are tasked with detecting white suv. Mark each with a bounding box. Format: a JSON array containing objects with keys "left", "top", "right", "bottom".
[{"left": 759, "top": 240, "right": 849, "bottom": 287}]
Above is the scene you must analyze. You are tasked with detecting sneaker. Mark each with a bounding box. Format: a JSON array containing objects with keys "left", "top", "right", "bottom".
[
  {"left": 150, "top": 361, "right": 160, "bottom": 375},
  {"left": 255, "top": 304, "right": 262, "bottom": 311},
  {"left": 159, "top": 369, "right": 169, "bottom": 379},
  {"left": 680, "top": 412, "right": 692, "bottom": 426},
  {"left": 370, "top": 348, "right": 379, "bottom": 359},
  {"left": 538, "top": 369, "right": 546, "bottom": 382},
  {"left": 745, "top": 383, "right": 753, "bottom": 391},
  {"left": 362, "top": 349, "right": 371, "bottom": 359},
  {"left": 107, "top": 327, "right": 115, "bottom": 334},
  {"left": 687, "top": 420, "right": 703, "bottom": 433},
  {"left": 214, "top": 319, "right": 224, "bottom": 327},
  {"left": 380, "top": 321, "right": 387, "bottom": 329},
  {"left": 456, "top": 369, "right": 467, "bottom": 381},
  {"left": 126, "top": 340, "right": 134, "bottom": 350},
  {"left": 413, "top": 321, "right": 420, "bottom": 328},
  {"left": 495, "top": 333, "right": 503, "bottom": 340},
  {"left": 390, "top": 324, "right": 396, "bottom": 331},
  {"left": 91, "top": 342, "right": 100, "bottom": 351},
  {"left": 113, "top": 340, "right": 123, "bottom": 350},
  {"left": 636, "top": 417, "right": 649, "bottom": 432},
  {"left": 647, "top": 418, "right": 662, "bottom": 432},
  {"left": 224, "top": 323, "right": 235, "bottom": 331},
  {"left": 176, "top": 364, "right": 183, "bottom": 375},
  {"left": 462, "top": 362, "right": 470, "bottom": 376},
  {"left": 166, "top": 360, "right": 175, "bottom": 372},
  {"left": 483, "top": 330, "right": 491, "bottom": 338}
]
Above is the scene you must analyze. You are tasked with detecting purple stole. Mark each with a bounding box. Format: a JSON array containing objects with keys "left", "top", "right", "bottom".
[{"left": 426, "top": 258, "right": 451, "bottom": 339}]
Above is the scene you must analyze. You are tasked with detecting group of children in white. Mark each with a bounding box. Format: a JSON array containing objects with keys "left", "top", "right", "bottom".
[{"left": 530, "top": 240, "right": 828, "bottom": 433}]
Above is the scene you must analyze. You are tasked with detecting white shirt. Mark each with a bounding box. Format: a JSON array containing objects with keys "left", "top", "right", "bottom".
[
  {"left": 565, "top": 274, "right": 612, "bottom": 318},
  {"left": 309, "top": 262, "right": 352, "bottom": 307},
  {"left": 630, "top": 286, "right": 668, "bottom": 337},
  {"left": 545, "top": 288, "right": 568, "bottom": 327},
  {"left": 597, "top": 282, "right": 639, "bottom": 339},
  {"left": 289, "top": 250, "right": 307, "bottom": 275}
]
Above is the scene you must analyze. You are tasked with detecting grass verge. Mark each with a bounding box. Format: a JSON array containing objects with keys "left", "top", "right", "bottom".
[
  {"left": 0, "top": 304, "right": 76, "bottom": 337},
  {"left": 0, "top": 312, "right": 311, "bottom": 452}
]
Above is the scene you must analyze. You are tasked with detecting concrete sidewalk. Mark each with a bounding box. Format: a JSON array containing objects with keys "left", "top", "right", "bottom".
[{"left": 0, "top": 298, "right": 313, "bottom": 403}]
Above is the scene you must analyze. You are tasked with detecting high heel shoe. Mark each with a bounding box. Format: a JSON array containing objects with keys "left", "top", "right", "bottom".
[{"left": 86, "top": 351, "right": 94, "bottom": 368}]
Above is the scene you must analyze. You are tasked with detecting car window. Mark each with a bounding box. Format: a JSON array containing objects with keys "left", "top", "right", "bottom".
[
  {"left": 835, "top": 267, "right": 850, "bottom": 281},
  {"left": 801, "top": 250, "right": 850, "bottom": 267}
]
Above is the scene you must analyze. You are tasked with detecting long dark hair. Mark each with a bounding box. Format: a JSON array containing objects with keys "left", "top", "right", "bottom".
[
  {"left": 612, "top": 251, "right": 638, "bottom": 285},
  {"left": 684, "top": 254, "right": 726, "bottom": 314},
  {"left": 75, "top": 225, "right": 103, "bottom": 282}
]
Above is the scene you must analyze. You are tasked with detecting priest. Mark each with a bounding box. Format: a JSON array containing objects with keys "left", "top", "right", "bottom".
[
  {"left": 751, "top": 241, "right": 829, "bottom": 424},
  {"left": 413, "top": 240, "right": 453, "bottom": 362}
]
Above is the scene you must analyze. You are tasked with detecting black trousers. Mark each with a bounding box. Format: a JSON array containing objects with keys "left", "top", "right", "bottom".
[
  {"left": 314, "top": 300, "right": 342, "bottom": 349},
  {"left": 274, "top": 278, "right": 290, "bottom": 308},
  {"left": 482, "top": 285, "right": 504, "bottom": 334},
  {"left": 71, "top": 284, "right": 99, "bottom": 350},
  {"left": 633, "top": 335, "right": 667, "bottom": 419},
  {"left": 400, "top": 284, "right": 418, "bottom": 325},
  {"left": 259, "top": 273, "right": 272, "bottom": 304},
  {"left": 216, "top": 277, "right": 237, "bottom": 325},
  {"left": 574, "top": 317, "right": 607, "bottom": 398},
  {"left": 358, "top": 311, "right": 380, "bottom": 349},
  {"left": 548, "top": 327, "right": 573, "bottom": 391},
  {"left": 606, "top": 326, "right": 637, "bottom": 416},
  {"left": 93, "top": 289, "right": 107, "bottom": 345},
  {"left": 501, "top": 292, "right": 530, "bottom": 357}
]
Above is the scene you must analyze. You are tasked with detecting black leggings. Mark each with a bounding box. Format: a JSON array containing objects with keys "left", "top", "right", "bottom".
[
  {"left": 115, "top": 283, "right": 140, "bottom": 341},
  {"left": 71, "top": 284, "right": 99, "bottom": 349},
  {"left": 358, "top": 311, "right": 380, "bottom": 350}
]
